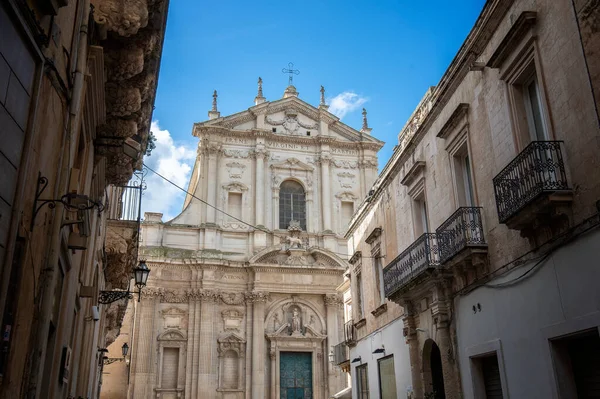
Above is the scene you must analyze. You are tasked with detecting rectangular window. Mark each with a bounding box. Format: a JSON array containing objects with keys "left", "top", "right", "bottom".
[
  {"left": 356, "top": 364, "right": 369, "bottom": 399},
  {"left": 374, "top": 257, "right": 385, "bottom": 306},
  {"left": 451, "top": 140, "right": 475, "bottom": 207},
  {"left": 412, "top": 198, "right": 429, "bottom": 237},
  {"left": 341, "top": 201, "right": 354, "bottom": 230},
  {"left": 356, "top": 271, "right": 364, "bottom": 320},
  {"left": 523, "top": 75, "right": 548, "bottom": 141},
  {"left": 378, "top": 356, "right": 397, "bottom": 399},
  {"left": 227, "top": 192, "right": 242, "bottom": 221},
  {"left": 161, "top": 347, "right": 179, "bottom": 389}
]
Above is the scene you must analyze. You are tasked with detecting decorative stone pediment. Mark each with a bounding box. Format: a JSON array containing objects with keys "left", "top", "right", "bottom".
[
  {"left": 270, "top": 158, "right": 314, "bottom": 172},
  {"left": 335, "top": 191, "right": 359, "bottom": 202},
  {"left": 222, "top": 182, "right": 249, "bottom": 192},
  {"left": 158, "top": 329, "right": 187, "bottom": 342},
  {"left": 217, "top": 332, "right": 246, "bottom": 357}
]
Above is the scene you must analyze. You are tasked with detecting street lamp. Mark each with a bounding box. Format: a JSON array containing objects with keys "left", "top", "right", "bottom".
[
  {"left": 98, "top": 260, "right": 151, "bottom": 304},
  {"left": 328, "top": 349, "right": 335, "bottom": 365},
  {"left": 121, "top": 342, "right": 129, "bottom": 358},
  {"left": 133, "top": 260, "right": 150, "bottom": 302}
]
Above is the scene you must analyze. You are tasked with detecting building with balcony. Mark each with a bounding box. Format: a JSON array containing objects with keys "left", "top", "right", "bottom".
[
  {"left": 347, "top": 0, "right": 600, "bottom": 398},
  {"left": 0, "top": 1, "right": 168, "bottom": 398}
]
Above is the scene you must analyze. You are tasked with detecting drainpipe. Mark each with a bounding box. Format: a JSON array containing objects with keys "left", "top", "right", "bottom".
[{"left": 27, "top": 1, "right": 91, "bottom": 397}]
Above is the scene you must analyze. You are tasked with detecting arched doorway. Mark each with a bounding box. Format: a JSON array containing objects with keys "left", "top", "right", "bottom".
[{"left": 423, "top": 339, "right": 446, "bottom": 399}]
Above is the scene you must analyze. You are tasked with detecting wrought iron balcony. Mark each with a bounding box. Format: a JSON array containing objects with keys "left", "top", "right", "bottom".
[
  {"left": 107, "top": 184, "right": 143, "bottom": 222},
  {"left": 493, "top": 141, "right": 571, "bottom": 226},
  {"left": 436, "top": 207, "right": 487, "bottom": 265},
  {"left": 333, "top": 341, "right": 350, "bottom": 365},
  {"left": 344, "top": 319, "right": 356, "bottom": 346},
  {"left": 383, "top": 233, "right": 439, "bottom": 299}
]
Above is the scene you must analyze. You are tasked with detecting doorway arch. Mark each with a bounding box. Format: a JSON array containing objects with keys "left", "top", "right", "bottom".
[{"left": 423, "top": 339, "right": 446, "bottom": 399}]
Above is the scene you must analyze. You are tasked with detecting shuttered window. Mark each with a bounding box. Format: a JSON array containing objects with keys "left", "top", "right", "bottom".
[
  {"left": 161, "top": 348, "right": 179, "bottom": 389},
  {"left": 481, "top": 354, "right": 503, "bottom": 399},
  {"left": 356, "top": 364, "right": 369, "bottom": 399},
  {"left": 378, "top": 356, "right": 397, "bottom": 399}
]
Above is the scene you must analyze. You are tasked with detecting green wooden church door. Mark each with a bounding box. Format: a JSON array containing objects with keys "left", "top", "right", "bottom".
[{"left": 280, "top": 352, "right": 312, "bottom": 399}]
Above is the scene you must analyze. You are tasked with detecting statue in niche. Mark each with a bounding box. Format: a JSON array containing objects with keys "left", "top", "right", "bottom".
[
  {"left": 291, "top": 309, "right": 302, "bottom": 334},
  {"left": 309, "top": 315, "right": 315, "bottom": 327},
  {"left": 273, "top": 313, "right": 280, "bottom": 330}
]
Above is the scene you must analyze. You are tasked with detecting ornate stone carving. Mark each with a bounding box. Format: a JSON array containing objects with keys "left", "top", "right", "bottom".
[
  {"left": 226, "top": 162, "right": 245, "bottom": 179},
  {"left": 337, "top": 172, "right": 356, "bottom": 188},
  {"left": 220, "top": 292, "right": 246, "bottom": 305},
  {"left": 106, "top": 83, "right": 141, "bottom": 117},
  {"left": 222, "top": 309, "right": 244, "bottom": 331},
  {"left": 98, "top": 118, "right": 138, "bottom": 139},
  {"left": 222, "top": 149, "right": 250, "bottom": 158},
  {"left": 104, "top": 46, "right": 144, "bottom": 81},
  {"left": 324, "top": 293, "right": 343, "bottom": 307},
  {"left": 266, "top": 111, "right": 318, "bottom": 135},
  {"left": 245, "top": 291, "right": 270, "bottom": 303},
  {"left": 217, "top": 333, "right": 246, "bottom": 357},
  {"left": 333, "top": 159, "right": 358, "bottom": 169},
  {"left": 92, "top": 0, "right": 149, "bottom": 37},
  {"left": 160, "top": 307, "right": 187, "bottom": 329}
]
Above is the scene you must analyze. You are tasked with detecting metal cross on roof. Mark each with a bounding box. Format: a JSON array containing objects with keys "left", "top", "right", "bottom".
[{"left": 282, "top": 62, "right": 300, "bottom": 86}]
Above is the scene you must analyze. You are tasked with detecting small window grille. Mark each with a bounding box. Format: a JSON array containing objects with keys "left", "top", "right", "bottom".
[
  {"left": 272, "top": 127, "right": 277, "bottom": 133},
  {"left": 306, "top": 131, "right": 311, "bottom": 136}
]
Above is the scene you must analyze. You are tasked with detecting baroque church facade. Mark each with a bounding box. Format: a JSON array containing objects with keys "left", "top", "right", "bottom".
[{"left": 125, "top": 81, "right": 383, "bottom": 399}]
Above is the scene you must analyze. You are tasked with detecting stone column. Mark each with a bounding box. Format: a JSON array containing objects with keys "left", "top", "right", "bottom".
[
  {"left": 401, "top": 301, "right": 423, "bottom": 399},
  {"left": 325, "top": 294, "right": 342, "bottom": 395},
  {"left": 255, "top": 149, "right": 266, "bottom": 226},
  {"left": 432, "top": 282, "right": 460, "bottom": 399},
  {"left": 320, "top": 155, "right": 332, "bottom": 231},
  {"left": 250, "top": 292, "right": 269, "bottom": 399},
  {"left": 131, "top": 295, "right": 157, "bottom": 399},
  {"left": 270, "top": 347, "right": 276, "bottom": 399},
  {"left": 197, "top": 290, "right": 219, "bottom": 397},
  {"left": 185, "top": 298, "right": 196, "bottom": 398},
  {"left": 206, "top": 145, "right": 220, "bottom": 223}
]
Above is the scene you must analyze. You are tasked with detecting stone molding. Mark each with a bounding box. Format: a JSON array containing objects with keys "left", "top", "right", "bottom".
[
  {"left": 141, "top": 288, "right": 272, "bottom": 304},
  {"left": 324, "top": 294, "right": 343, "bottom": 307}
]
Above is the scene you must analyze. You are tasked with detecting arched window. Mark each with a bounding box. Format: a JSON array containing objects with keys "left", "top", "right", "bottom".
[{"left": 279, "top": 180, "right": 306, "bottom": 230}]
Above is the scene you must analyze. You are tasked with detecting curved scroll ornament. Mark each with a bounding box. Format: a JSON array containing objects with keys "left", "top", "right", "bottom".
[{"left": 92, "top": 0, "right": 149, "bottom": 37}]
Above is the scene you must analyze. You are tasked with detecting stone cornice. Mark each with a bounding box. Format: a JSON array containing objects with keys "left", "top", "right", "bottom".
[
  {"left": 487, "top": 11, "right": 537, "bottom": 68},
  {"left": 365, "top": 227, "right": 383, "bottom": 244},
  {"left": 437, "top": 103, "right": 469, "bottom": 139}
]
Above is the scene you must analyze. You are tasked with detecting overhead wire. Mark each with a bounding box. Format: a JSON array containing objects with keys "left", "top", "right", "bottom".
[{"left": 142, "top": 163, "right": 379, "bottom": 260}]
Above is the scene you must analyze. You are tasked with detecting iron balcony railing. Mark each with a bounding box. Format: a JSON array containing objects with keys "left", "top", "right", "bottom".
[
  {"left": 493, "top": 141, "right": 570, "bottom": 224},
  {"left": 333, "top": 341, "right": 350, "bottom": 365},
  {"left": 344, "top": 319, "right": 356, "bottom": 344},
  {"left": 107, "top": 185, "right": 143, "bottom": 222},
  {"left": 436, "top": 207, "right": 486, "bottom": 264},
  {"left": 383, "top": 233, "right": 439, "bottom": 298}
]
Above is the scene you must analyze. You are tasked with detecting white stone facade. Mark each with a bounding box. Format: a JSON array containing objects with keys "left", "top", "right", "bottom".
[{"left": 126, "top": 85, "right": 383, "bottom": 399}]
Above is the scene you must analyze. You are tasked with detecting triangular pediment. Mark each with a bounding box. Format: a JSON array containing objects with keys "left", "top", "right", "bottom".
[
  {"left": 217, "top": 331, "right": 246, "bottom": 343},
  {"left": 194, "top": 96, "right": 383, "bottom": 146},
  {"left": 270, "top": 157, "right": 314, "bottom": 172}
]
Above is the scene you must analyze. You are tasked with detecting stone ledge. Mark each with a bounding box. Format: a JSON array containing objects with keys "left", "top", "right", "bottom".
[{"left": 371, "top": 303, "right": 388, "bottom": 317}]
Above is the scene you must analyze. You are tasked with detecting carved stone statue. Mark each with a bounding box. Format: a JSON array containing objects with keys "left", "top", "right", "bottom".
[
  {"left": 286, "top": 235, "right": 303, "bottom": 249},
  {"left": 291, "top": 309, "right": 302, "bottom": 333}
]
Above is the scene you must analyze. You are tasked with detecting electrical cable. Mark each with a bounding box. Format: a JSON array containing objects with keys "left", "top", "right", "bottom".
[{"left": 142, "top": 163, "right": 380, "bottom": 260}]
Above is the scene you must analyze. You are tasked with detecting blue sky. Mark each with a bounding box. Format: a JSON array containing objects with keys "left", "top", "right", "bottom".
[{"left": 143, "top": 0, "right": 486, "bottom": 220}]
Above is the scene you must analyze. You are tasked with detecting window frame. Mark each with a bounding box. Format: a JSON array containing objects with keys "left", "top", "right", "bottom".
[
  {"left": 378, "top": 355, "right": 397, "bottom": 399},
  {"left": 356, "top": 363, "right": 370, "bottom": 399},
  {"left": 278, "top": 180, "right": 306, "bottom": 230}
]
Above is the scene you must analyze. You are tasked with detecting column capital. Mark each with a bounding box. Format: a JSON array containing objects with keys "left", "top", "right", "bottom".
[{"left": 324, "top": 293, "right": 343, "bottom": 307}]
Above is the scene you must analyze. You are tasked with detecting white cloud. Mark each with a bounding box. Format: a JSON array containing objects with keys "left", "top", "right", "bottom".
[
  {"left": 141, "top": 120, "right": 196, "bottom": 221},
  {"left": 327, "top": 91, "right": 368, "bottom": 119}
]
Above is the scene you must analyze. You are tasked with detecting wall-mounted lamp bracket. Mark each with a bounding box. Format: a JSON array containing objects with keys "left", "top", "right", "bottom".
[
  {"left": 98, "top": 290, "right": 133, "bottom": 304},
  {"left": 31, "top": 174, "right": 105, "bottom": 231}
]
